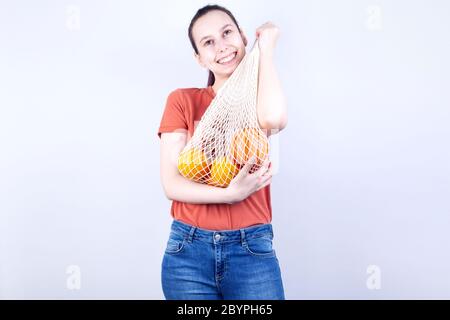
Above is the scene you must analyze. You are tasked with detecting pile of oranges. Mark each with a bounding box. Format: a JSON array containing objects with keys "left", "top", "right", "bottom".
[{"left": 177, "top": 128, "right": 269, "bottom": 187}]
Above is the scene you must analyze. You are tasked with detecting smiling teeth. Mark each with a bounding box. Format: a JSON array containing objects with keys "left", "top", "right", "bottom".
[{"left": 218, "top": 52, "right": 236, "bottom": 64}]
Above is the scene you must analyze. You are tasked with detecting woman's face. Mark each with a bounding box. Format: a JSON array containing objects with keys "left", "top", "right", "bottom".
[{"left": 193, "top": 10, "right": 248, "bottom": 81}]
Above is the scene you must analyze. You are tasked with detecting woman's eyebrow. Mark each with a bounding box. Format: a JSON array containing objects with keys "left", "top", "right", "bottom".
[{"left": 200, "top": 23, "right": 233, "bottom": 43}]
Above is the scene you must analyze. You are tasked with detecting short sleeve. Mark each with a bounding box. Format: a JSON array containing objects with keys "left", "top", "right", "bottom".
[{"left": 157, "top": 89, "right": 188, "bottom": 138}]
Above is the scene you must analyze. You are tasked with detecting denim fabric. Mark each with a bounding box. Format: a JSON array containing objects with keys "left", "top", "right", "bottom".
[{"left": 161, "top": 219, "right": 285, "bottom": 300}]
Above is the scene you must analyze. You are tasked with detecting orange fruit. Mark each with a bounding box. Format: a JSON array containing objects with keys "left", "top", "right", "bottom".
[
  {"left": 209, "top": 156, "right": 239, "bottom": 187},
  {"left": 230, "top": 128, "right": 269, "bottom": 167},
  {"left": 177, "top": 148, "right": 210, "bottom": 182}
]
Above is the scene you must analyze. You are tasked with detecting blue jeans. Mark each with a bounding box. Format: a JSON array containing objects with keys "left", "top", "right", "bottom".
[{"left": 161, "top": 219, "right": 285, "bottom": 300}]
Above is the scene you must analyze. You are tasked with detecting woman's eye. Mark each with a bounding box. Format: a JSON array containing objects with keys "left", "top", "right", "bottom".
[{"left": 204, "top": 30, "right": 232, "bottom": 46}]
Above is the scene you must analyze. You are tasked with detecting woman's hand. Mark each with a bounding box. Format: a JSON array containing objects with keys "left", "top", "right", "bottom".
[
  {"left": 255, "top": 22, "right": 280, "bottom": 57},
  {"left": 225, "top": 157, "right": 273, "bottom": 204}
]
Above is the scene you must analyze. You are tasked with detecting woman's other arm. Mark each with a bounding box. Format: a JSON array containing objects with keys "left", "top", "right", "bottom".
[{"left": 160, "top": 132, "right": 272, "bottom": 204}]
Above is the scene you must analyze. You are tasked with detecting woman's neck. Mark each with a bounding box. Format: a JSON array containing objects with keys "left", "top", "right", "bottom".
[{"left": 211, "top": 76, "right": 229, "bottom": 94}]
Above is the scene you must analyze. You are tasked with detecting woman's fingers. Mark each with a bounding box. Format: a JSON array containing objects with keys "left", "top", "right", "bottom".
[
  {"left": 261, "top": 162, "right": 273, "bottom": 177},
  {"left": 234, "top": 156, "right": 257, "bottom": 180},
  {"left": 243, "top": 156, "right": 257, "bottom": 173},
  {"left": 232, "top": 158, "right": 272, "bottom": 192},
  {"left": 256, "top": 176, "right": 272, "bottom": 191},
  {"left": 253, "top": 159, "right": 271, "bottom": 178}
]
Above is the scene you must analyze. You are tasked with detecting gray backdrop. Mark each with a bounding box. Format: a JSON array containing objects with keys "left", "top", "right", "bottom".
[{"left": 1, "top": 0, "right": 449, "bottom": 299}]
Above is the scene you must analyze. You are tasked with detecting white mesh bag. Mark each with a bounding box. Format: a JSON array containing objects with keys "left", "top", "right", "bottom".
[{"left": 177, "top": 40, "right": 269, "bottom": 188}]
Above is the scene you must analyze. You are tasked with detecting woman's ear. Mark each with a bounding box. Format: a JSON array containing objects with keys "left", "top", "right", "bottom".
[
  {"left": 240, "top": 30, "right": 248, "bottom": 46},
  {"left": 194, "top": 52, "right": 206, "bottom": 68}
]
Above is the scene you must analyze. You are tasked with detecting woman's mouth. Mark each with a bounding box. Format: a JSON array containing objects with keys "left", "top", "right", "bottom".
[{"left": 217, "top": 52, "right": 238, "bottom": 66}]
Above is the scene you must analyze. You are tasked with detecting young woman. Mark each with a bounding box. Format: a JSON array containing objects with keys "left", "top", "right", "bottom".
[{"left": 158, "top": 4, "right": 288, "bottom": 300}]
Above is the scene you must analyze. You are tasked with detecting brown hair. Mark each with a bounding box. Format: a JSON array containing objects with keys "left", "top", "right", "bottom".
[{"left": 188, "top": 4, "right": 242, "bottom": 87}]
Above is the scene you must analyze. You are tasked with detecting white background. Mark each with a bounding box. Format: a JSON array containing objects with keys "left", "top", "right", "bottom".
[{"left": 1, "top": 0, "right": 449, "bottom": 299}]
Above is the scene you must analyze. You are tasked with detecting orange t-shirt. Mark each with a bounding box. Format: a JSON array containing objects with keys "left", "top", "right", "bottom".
[{"left": 158, "top": 86, "right": 272, "bottom": 231}]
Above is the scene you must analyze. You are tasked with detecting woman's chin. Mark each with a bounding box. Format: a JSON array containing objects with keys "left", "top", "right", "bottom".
[
  {"left": 215, "top": 60, "right": 242, "bottom": 76},
  {"left": 216, "top": 69, "right": 236, "bottom": 79}
]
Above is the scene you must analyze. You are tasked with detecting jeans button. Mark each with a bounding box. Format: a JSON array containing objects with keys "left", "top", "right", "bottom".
[{"left": 214, "top": 233, "right": 221, "bottom": 241}]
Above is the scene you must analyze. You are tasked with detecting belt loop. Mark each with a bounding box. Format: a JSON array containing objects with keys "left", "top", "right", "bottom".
[
  {"left": 187, "top": 226, "right": 196, "bottom": 243},
  {"left": 240, "top": 229, "right": 246, "bottom": 246}
]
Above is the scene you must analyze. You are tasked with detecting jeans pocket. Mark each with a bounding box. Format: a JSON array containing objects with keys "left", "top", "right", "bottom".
[
  {"left": 243, "top": 234, "right": 276, "bottom": 257},
  {"left": 164, "top": 231, "right": 186, "bottom": 254}
]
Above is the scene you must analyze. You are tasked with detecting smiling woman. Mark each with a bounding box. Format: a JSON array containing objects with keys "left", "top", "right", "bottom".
[
  {"left": 188, "top": 8, "right": 248, "bottom": 90},
  {"left": 157, "top": 4, "right": 287, "bottom": 300}
]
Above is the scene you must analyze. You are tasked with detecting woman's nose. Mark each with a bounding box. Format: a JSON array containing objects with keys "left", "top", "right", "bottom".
[{"left": 216, "top": 39, "right": 231, "bottom": 53}]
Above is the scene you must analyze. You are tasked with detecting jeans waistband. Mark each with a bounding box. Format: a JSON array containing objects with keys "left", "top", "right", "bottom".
[{"left": 170, "top": 219, "right": 274, "bottom": 244}]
